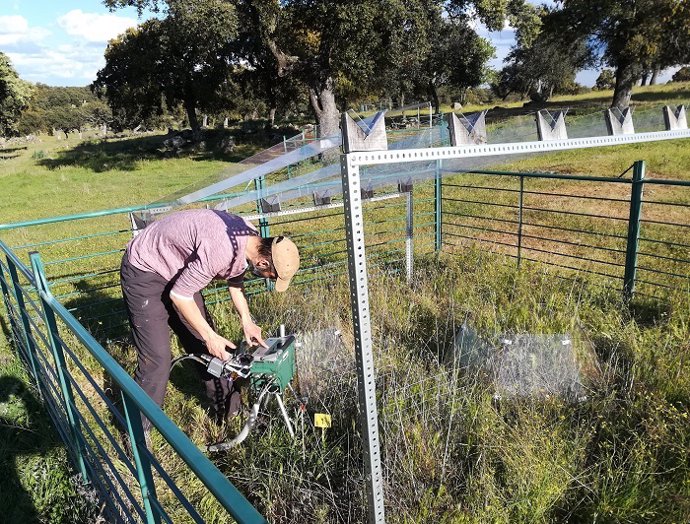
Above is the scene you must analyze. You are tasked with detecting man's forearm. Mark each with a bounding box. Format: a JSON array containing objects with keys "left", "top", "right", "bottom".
[
  {"left": 171, "top": 295, "right": 234, "bottom": 358},
  {"left": 229, "top": 286, "right": 267, "bottom": 347},
  {"left": 171, "top": 295, "right": 214, "bottom": 342},
  {"left": 229, "top": 286, "right": 251, "bottom": 323}
]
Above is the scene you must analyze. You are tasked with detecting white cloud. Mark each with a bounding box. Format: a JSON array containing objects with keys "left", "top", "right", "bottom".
[
  {"left": 8, "top": 43, "right": 106, "bottom": 83},
  {"left": 57, "top": 9, "right": 137, "bottom": 44},
  {"left": 0, "top": 15, "right": 27, "bottom": 33},
  {"left": 0, "top": 15, "right": 50, "bottom": 46}
]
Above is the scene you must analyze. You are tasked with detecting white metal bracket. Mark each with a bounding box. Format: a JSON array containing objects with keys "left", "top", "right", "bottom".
[
  {"left": 447, "top": 111, "right": 488, "bottom": 146},
  {"left": 341, "top": 111, "right": 388, "bottom": 153},
  {"left": 605, "top": 107, "right": 635, "bottom": 135},
  {"left": 536, "top": 109, "right": 568, "bottom": 141},
  {"left": 663, "top": 105, "right": 688, "bottom": 130}
]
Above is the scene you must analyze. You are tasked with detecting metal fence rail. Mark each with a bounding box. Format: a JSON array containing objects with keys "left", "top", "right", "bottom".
[
  {"left": 0, "top": 239, "right": 266, "bottom": 523},
  {"left": 0, "top": 182, "right": 435, "bottom": 340}
]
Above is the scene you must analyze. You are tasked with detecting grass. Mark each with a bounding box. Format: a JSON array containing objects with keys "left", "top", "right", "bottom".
[
  {"left": 455, "top": 81, "right": 690, "bottom": 116},
  {"left": 0, "top": 346, "right": 101, "bottom": 522},
  {"left": 193, "top": 251, "right": 690, "bottom": 523},
  {"left": 1, "top": 85, "right": 690, "bottom": 522},
  {"left": 384, "top": 81, "right": 690, "bottom": 124}
]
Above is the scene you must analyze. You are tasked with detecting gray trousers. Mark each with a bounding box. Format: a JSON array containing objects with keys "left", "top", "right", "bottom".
[{"left": 120, "top": 255, "right": 232, "bottom": 428}]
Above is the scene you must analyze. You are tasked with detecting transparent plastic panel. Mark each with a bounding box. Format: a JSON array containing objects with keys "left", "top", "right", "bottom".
[
  {"left": 454, "top": 325, "right": 584, "bottom": 400},
  {"left": 139, "top": 102, "right": 688, "bottom": 221}
]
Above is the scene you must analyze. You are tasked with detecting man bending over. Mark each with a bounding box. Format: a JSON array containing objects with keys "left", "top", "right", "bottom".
[{"left": 120, "top": 208, "right": 300, "bottom": 426}]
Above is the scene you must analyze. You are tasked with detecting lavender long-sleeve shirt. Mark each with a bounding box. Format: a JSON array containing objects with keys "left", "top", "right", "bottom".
[{"left": 125, "top": 209, "right": 257, "bottom": 298}]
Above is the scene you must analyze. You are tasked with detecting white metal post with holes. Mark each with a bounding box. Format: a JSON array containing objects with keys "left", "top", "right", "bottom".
[
  {"left": 340, "top": 153, "right": 386, "bottom": 524},
  {"left": 339, "top": 125, "right": 690, "bottom": 524}
]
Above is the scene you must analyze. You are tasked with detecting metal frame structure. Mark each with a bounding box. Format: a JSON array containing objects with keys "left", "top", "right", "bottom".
[
  {"left": 340, "top": 127, "right": 690, "bottom": 524},
  {"left": 3, "top": 109, "right": 690, "bottom": 523},
  {"left": 341, "top": 154, "right": 386, "bottom": 524},
  {"left": 623, "top": 161, "right": 646, "bottom": 299}
]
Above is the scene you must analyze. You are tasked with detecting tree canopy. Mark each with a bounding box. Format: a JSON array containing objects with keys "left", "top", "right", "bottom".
[
  {"left": 105, "top": 0, "right": 530, "bottom": 137},
  {"left": 594, "top": 70, "right": 616, "bottom": 91},
  {"left": 384, "top": 5, "right": 495, "bottom": 113},
  {"left": 672, "top": 66, "right": 690, "bottom": 83},
  {"left": 95, "top": 0, "right": 238, "bottom": 134},
  {"left": 0, "top": 52, "right": 32, "bottom": 137},
  {"left": 17, "top": 85, "right": 111, "bottom": 136},
  {"left": 552, "top": 0, "right": 690, "bottom": 108}
]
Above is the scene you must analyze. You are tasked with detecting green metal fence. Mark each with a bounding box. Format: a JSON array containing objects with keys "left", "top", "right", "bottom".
[
  {"left": 0, "top": 183, "right": 435, "bottom": 338},
  {"left": 439, "top": 160, "right": 690, "bottom": 298},
  {"left": 0, "top": 182, "right": 435, "bottom": 521},
  {"left": 0, "top": 240, "right": 266, "bottom": 523}
]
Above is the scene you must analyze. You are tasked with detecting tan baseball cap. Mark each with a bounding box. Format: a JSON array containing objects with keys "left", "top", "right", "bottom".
[{"left": 272, "top": 236, "right": 300, "bottom": 292}]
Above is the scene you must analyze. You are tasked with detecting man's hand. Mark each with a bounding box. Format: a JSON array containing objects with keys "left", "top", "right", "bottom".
[
  {"left": 242, "top": 319, "right": 268, "bottom": 348},
  {"left": 229, "top": 286, "right": 268, "bottom": 348},
  {"left": 205, "top": 331, "right": 236, "bottom": 360},
  {"left": 170, "top": 294, "right": 234, "bottom": 360}
]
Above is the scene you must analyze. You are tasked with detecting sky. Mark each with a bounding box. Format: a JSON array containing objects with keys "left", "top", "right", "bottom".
[
  {"left": 0, "top": 0, "right": 152, "bottom": 86},
  {"left": 0, "top": 0, "right": 677, "bottom": 88}
]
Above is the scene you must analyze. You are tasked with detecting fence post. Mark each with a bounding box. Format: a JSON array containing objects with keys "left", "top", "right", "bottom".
[
  {"left": 29, "top": 251, "right": 89, "bottom": 481},
  {"left": 121, "top": 392, "right": 160, "bottom": 524},
  {"left": 434, "top": 160, "right": 443, "bottom": 252},
  {"left": 517, "top": 176, "right": 525, "bottom": 268},
  {"left": 254, "top": 176, "right": 274, "bottom": 291},
  {"left": 341, "top": 152, "right": 385, "bottom": 524},
  {"left": 623, "top": 160, "right": 646, "bottom": 299},
  {"left": 406, "top": 190, "right": 414, "bottom": 283},
  {"left": 254, "top": 176, "right": 270, "bottom": 239},
  {"left": 5, "top": 256, "right": 40, "bottom": 382}
]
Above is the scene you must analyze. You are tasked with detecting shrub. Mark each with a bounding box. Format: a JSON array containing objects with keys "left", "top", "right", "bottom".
[{"left": 672, "top": 66, "right": 690, "bottom": 83}]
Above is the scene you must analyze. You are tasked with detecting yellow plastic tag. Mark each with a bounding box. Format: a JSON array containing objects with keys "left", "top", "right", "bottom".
[{"left": 314, "top": 413, "right": 332, "bottom": 428}]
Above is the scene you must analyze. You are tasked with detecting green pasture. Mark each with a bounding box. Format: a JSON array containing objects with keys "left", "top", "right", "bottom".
[{"left": 1, "top": 87, "right": 690, "bottom": 522}]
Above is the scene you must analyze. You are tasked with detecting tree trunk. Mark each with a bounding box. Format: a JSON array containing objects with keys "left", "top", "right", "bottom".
[
  {"left": 268, "top": 106, "right": 276, "bottom": 128},
  {"left": 459, "top": 88, "right": 467, "bottom": 105},
  {"left": 650, "top": 67, "right": 660, "bottom": 85},
  {"left": 309, "top": 77, "right": 340, "bottom": 139},
  {"left": 612, "top": 62, "right": 638, "bottom": 109},
  {"left": 428, "top": 81, "right": 440, "bottom": 114},
  {"left": 640, "top": 72, "right": 649, "bottom": 86},
  {"left": 309, "top": 77, "right": 340, "bottom": 162},
  {"left": 183, "top": 98, "right": 201, "bottom": 139}
]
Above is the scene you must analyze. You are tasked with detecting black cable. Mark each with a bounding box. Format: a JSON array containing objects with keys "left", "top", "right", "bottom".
[{"left": 170, "top": 354, "right": 206, "bottom": 371}]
